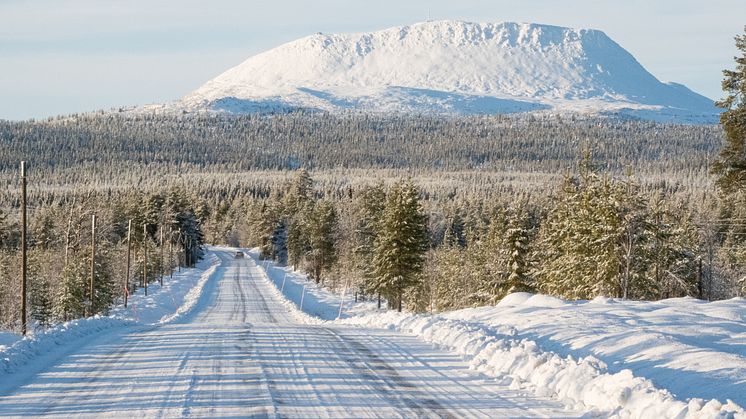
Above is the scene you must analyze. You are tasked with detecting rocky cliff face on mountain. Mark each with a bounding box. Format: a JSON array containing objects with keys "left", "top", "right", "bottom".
[{"left": 169, "top": 21, "right": 718, "bottom": 123}]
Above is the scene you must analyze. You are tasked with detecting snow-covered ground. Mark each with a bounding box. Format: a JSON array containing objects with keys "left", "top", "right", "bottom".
[
  {"left": 255, "top": 251, "right": 746, "bottom": 418},
  {"left": 0, "top": 248, "right": 579, "bottom": 417},
  {"left": 2, "top": 246, "right": 741, "bottom": 418}
]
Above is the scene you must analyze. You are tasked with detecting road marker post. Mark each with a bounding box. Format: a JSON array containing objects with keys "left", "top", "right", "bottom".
[
  {"left": 300, "top": 284, "right": 306, "bottom": 311},
  {"left": 281, "top": 273, "right": 287, "bottom": 292}
]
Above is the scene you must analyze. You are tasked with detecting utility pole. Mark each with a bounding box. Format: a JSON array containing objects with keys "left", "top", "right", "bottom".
[
  {"left": 88, "top": 214, "right": 96, "bottom": 317},
  {"left": 168, "top": 226, "right": 173, "bottom": 279},
  {"left": 177, "top": 231, "right": 182, "bottom": 273},
  {"left": 143, "top": 224, "right": 148, "bottom": 296},
  {"left": 186, "top": 236, "right": 192, "bottom": 267},
  {"left": 159, "top": 226, "right": 164, "bottom": 286},
  {"left": 124, "top": 219, "right": 132, "bottom": 308},
  {"left": 696, "top": 256, "right": 703, "bottom": 299},
  {"left": 20, "top": 161, "right": 27, "bottom": 336}
]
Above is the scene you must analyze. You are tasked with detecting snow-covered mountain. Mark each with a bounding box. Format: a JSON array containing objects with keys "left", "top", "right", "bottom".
[{"left": 173, "top": 21, "right": 718, "bottom": 123}]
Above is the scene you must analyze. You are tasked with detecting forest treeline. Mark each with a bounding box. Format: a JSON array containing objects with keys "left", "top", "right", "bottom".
[
  {"left": 241, "top": 166, "right": 745, "bottom": 312},
  {"left": 0, "top": 112, "right": 722, "bottom": 190},
  {"left": 0, "top": 111, "right": 742, "bottom": 331},
  {"left": 0, "top": 187, "right": 205, "bottom": 330},
  {"left": 2, "top": 160, "right": 743, "bottom": 331}
]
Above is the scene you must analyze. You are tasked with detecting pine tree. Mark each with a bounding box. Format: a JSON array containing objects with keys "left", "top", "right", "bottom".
[{"left": 371, "top": 180, "right": 429, "bottom": 311}]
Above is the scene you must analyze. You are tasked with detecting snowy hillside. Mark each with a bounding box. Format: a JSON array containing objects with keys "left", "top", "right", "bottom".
[{"left": 174, "top": 21, "right": 718, "bottom": 123}]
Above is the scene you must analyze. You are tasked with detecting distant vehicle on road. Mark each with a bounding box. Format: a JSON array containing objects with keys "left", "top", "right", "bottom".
[{"left": 235, "top": 251, "right": 244, "bottom": 259}]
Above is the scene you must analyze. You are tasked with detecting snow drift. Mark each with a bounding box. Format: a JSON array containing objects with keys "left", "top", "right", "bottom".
[{"left": 175, "top": 20, "right": 718, "bottom": 123}]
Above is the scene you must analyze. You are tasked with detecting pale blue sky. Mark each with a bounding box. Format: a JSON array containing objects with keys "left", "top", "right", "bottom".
[{"left": 0, "top": 0, "right": 743, "bottom": 120}]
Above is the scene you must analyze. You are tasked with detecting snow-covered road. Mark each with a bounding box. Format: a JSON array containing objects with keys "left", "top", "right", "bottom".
[{"left": 0, "top": 250, "right": 579, "bottom": 418}]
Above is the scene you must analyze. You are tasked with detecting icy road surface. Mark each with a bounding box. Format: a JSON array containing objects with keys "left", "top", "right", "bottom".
[{"left": 0, "top": 250, "right": 579, "bottom": 418}]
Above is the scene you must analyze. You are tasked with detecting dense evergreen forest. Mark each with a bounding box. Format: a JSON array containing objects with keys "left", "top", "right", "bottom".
[{"left": 0, "top": 112, "right": 743, "bottom": 332}]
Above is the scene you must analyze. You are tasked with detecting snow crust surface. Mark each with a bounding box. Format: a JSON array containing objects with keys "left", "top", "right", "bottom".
[{"left": 176, "top": 21, "right": 718, "bottom": 123}]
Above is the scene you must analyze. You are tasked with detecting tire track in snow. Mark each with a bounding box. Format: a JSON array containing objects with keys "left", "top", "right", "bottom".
[
  {"left": 320, "top": 326, "right": 457, "bottom": 418},
  {"left": 36, "top": 326, "right": 156, "bottom": 416}
]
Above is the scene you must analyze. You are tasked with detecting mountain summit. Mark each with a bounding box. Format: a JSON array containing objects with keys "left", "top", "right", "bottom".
[{"left": 177, "top": 21, "right": 717, "bottom": 123}]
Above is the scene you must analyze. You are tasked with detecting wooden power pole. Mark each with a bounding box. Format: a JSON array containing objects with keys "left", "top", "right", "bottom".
[
  {"left": 124, "top": 219, "right": 132, "bottom": 308},
  {"left": 88, "top": 214, "right": 96, "bottom": 317},
  {"left": 168, "top": 226, "right": 173, "bottom": 279},
  {"left": 159, "top": 226, "right": 164, "bottom": 286},
  {"left": 143, "top": 224, "right": 148, "bottom": 296},
  {"left": 20, "top": 161, "right": 27, "bottom": 336}
]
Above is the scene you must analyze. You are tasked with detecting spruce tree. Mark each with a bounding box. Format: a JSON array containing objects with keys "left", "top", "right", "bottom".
[
  {"left": 371, "top": 180, "right": 429, "bottom": 311},
  {"left": 504, "top": 208, "right": 533, "bottom": 294},
  {"left": 284, "top": 169, "right": 315, "bottom": 268},
  {"left": 353, "top": 183, "right": 386, "bottom": 295},
  {"left": 54, "top": 253, "right": 87, "bottom": 322},
  {"left": 649, "top": 196, "right": 699, "bottom": 299},
  {"left": 712, "top": 27, "right": 746, "bottom": 297},
  {"left": 444, "top": 211, "right": 467, "bottom": 248},
  {"left": 29, "top": 250, "right": 53, "bottom": 328},
  {"left": 615, "top": 174, "right": 652, "bottom": 299},
  {"left": 713, "top": 26, "right": 746, "bottom": 195},
  {"left": 307, "top": 201, "right": 338, "bottom": 283},
  {"left": 286, "top": 203, "right": 311, "bottom": 270}
]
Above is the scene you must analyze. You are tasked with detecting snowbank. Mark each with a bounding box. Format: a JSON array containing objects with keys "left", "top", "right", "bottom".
[
  {"left": 0, "top": 332, "right": 16, "bottom": 353},
  {"left": 253, "top": 255, "right": 746, "bottom": 419},
  {"left": 0, "top": 316, "right": 131, "bottom": 377},
  {"left": 248, "top": 248, "right": 364, "bottom": 321},
  {"left": 342, "top": 309, "right": 745, "bottom": 419},
  {"left": 0, "top": 249, "right": 221, "bottom": 380}
]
